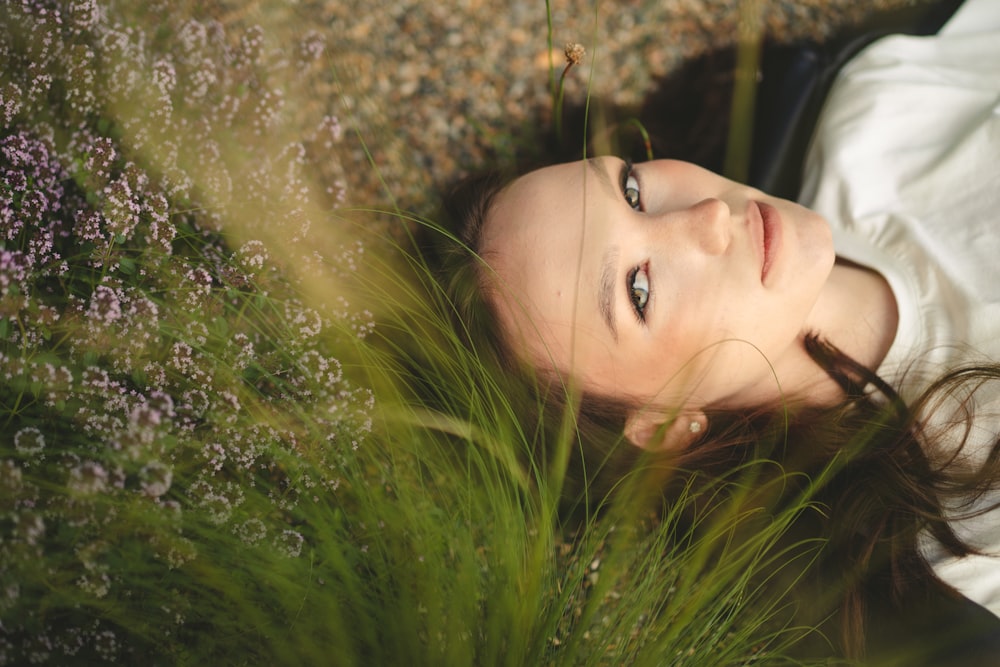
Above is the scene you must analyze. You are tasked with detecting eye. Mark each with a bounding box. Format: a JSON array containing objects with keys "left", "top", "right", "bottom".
[
  {"left": 628, "top": 265, "right": 650, "bottom": 321},
  {"left": 621, "top": 159, "right": 642, "bottom": 211}
]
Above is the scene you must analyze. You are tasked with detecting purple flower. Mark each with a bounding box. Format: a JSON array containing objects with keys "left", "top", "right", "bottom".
[
  {"left": 102, "top": 176, "right": 141, "bottom": 239},
  {"left": 86, "top": 284, "right": 124, "bottom": 325},
  {"left": 67, "top": 461, "right": 109, "bottom": 495},
  {"left": 0, "top": 250, "right": 30, "bottom": 298},
  {"left": 67, "top": 0, "right": 100, "bottom": 33},
  {"left": 0, "top": 81, "right": 23, "bottom": 126},
  {"left": 152, "top": 58, "right": 176, "bottom": 96},
  {"left": 13, "top": 426, "right": 45, "bottom": 457},
  {"left": 140, "top": 461, "right": 172, "bottom": 498},
  {"left": 274, "top": 529, "right": 304, "bottom": 558},
  {"left": 235, "top": 518, "right": 267, "bottom": 546}
]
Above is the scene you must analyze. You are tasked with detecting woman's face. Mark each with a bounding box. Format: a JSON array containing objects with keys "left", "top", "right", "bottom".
[{"left": 480, "top": 157, "right": 835, "bottom": 414}]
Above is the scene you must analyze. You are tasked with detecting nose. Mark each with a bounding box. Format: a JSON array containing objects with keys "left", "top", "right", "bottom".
[{"left": 680, "top": 198, "right": 732, "bottom": 255}]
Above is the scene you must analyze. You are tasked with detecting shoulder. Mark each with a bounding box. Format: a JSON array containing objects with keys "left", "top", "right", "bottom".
[{"left": 800, "top": 1, "right": 1000, "bottom": 391}]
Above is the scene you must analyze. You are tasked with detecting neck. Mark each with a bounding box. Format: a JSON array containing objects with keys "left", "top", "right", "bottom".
[{"left": 784, "top": 260, "right": 899, "bottom": 405}]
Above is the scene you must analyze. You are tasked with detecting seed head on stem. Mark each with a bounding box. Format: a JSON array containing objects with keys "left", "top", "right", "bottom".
[{"left": 555, "top": 42, "right": 585, "bottom": 145}]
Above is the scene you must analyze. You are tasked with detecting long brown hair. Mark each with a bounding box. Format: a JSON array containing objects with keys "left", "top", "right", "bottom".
[{"left": 432, "top": 168, "right": 1000, "bottom": 659}]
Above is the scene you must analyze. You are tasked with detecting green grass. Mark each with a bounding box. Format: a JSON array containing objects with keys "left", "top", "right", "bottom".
[{"left": 0, "top": 1, "right": 841, "bottom": 664}]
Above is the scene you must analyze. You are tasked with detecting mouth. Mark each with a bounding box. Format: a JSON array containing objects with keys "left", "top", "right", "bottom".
[{"left": 756, "top": 201, "right": 781, "bottom": 285}]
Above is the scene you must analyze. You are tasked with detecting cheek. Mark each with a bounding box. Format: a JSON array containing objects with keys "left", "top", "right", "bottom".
[
  {"left": 796, "top": 226, "right": 835, "bottom": 310},
  {"left": 695, "top": 294, "right": 796, "bottom": 371},
  {"left": 646, "top": 327, "right": 708, "bottom": 393},
  {"left": 800, "top": 211, "right": 836, "bottom": 269}
]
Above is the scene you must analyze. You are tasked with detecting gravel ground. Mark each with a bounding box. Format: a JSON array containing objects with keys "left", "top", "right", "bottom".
[{"left": 265, "top": 0, "right": 927, "bottom": 216}]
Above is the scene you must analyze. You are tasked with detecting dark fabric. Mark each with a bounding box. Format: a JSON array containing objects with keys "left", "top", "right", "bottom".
[
  {"left": 865, "top": 577, "right": 1000, "bottom": 666},
  {"left": 748, "top": 0, "right": 968, "bottom": 200}
]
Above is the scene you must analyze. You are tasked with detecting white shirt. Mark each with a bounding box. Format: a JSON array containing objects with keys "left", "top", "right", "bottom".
[{"left": 799, "top": 0, "right": 1000, "bottom": 615}]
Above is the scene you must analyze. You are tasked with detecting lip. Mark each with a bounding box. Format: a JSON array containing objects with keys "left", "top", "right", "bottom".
[{"left": 756, "top": 201, "right": 782, "bottom": 285}]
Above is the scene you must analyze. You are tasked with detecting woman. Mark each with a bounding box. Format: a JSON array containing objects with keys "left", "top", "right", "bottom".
[{"left": 437, "top": 0, "right": 1000, "bottom": 660}]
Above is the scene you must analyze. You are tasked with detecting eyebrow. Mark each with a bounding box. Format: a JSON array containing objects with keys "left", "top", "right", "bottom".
[
  {"left": 599, "top": 246, "right": 619, "bottom": 343},
  {"left": 585, "top": 158, "right": 622, "bottom": 343},
  {"left": 586, "top": 157, "right": 617, "bottom": 199}
]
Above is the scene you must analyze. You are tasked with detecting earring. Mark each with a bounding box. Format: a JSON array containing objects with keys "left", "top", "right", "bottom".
[{"left": 688, "top": 420, "right": 703, "bottom": 434}]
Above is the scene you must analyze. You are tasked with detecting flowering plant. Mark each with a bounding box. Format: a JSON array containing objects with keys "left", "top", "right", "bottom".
[
  {"left": 1, "top": 2, "right": 381, "bottom": 661},
  {"left": 2, "top": 2, "right": 821, "bottom": 665}
]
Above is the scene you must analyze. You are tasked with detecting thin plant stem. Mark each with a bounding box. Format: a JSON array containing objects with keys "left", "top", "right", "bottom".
[
  {"left": 724, "top": 0, "right": 763, "bottom": 182},
  {"left": 545, "top": 0, "right": 556, "bottom": 99},
  {"left": 554, "top": 62, "right": 572, "bottom": 145},
  {"left": 557, "top": 43, "right": 586, "bottom": 149},
  {"left": 626, "top": 118, "right": 654, "bottom": 161}
]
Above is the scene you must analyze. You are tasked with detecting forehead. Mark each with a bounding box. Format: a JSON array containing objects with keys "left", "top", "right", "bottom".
[
  {"left": 484, "top": 163, "right": 583, "bottom": 273},
  {"left": 480, "top": 161, "right": 613, "bottom": 371},
  {"left": 482, "top": 160, "right": 618, "bottom": 268},
  {"left": 487, "top": 162, "right": 582, "bottom": 236}
]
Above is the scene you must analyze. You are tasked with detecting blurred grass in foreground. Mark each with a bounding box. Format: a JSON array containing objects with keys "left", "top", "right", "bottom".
[{"left": 0, "top": 1, "right": 833, "bottom": 664}]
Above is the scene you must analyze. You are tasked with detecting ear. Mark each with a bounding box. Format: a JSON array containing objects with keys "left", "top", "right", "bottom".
[{"left": 624, "top": 409, "right": 707, "bottom": 451}]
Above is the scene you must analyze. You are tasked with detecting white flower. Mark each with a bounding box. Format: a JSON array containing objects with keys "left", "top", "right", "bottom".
[
  {"left": 140, "top": 461, "right": 173, "bottom": 497},
  {"left": 14, "top": 426, "right": 45, "bottom": 456}
]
